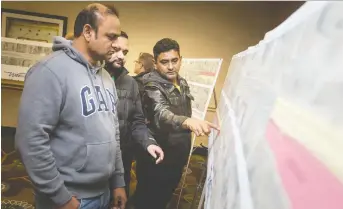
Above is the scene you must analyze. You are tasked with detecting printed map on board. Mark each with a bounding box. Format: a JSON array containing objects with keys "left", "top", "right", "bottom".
[
  {"left": 204, "top": 2, "right": 343, "bottom": 209},
  {"left": 179, "top": 58, "right": 222, "bottom": 119}
]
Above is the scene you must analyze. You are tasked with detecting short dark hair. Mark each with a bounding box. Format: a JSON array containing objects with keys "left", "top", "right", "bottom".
[
  {"left": 153, "top": 38, "right": 180, "bottom": 60},
  {"left": 74, "top": 4, "right": 119, "bottom": 38},
  {"left": 120, "top": 31, "right": 128, "bottom": 39},
  {"left": 138, "top": 52, "right": 154, "bottom": 72}
]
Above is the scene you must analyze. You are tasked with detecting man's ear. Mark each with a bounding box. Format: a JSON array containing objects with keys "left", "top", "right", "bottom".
[
  {"left": 179, "top": 56, "right": 183, "bottom": 62},
  {"left": 83, "top": 24, "right": 93, "bottom": 42}
]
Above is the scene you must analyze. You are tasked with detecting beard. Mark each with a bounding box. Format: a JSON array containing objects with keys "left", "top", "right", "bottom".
[
  {"left": 113, "top": 61, "right": 123, "bottom": 69},
  {"left": 108, "top": 59, "right": 124, "bottom": 69}
]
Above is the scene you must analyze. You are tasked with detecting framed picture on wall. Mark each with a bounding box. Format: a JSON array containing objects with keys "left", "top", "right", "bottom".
[
  {"left": 1, "top": 9, "right": 65, "bottom": 89},
  {"left": 1, "top": 8, "right": 67, "bottom": 43},
  {"left": 1, "top": 37, "right": 53, "bottom": 90}
]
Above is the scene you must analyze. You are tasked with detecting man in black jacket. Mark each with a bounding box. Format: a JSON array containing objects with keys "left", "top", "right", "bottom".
[
  {"left": 134, "top": 38, "right": 219, "bottom": 209},
  {"left": 105, "top": 31, "right": 164, "bottom": 200},
  {"left": 133, "top": 52, "right": 155, "bottom": 100}
]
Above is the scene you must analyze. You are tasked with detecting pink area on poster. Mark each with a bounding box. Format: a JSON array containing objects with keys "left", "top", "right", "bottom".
[
  {"left": 200, "top": 72, "right": 216, "bottom": 76},
  {"left": 266, "top": 120, "right": 343, "bottom": 209}
]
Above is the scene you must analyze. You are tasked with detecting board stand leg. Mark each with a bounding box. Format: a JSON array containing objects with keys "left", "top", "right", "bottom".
[{"left": 190, "top": 160, "right": 207, "bottom": 209}]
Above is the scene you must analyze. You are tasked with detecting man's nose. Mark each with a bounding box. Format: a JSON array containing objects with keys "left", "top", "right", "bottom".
[
  {"left": 118, "top": 51, "right": 124, "bottom": 59},
  {"left": 167, "top": 62, "right": 173, "bottom": 70}
]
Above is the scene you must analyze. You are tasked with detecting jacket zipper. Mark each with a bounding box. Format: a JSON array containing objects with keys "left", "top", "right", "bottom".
[{"left": 181, "top": 85, "right": 187, "bottom": 115}]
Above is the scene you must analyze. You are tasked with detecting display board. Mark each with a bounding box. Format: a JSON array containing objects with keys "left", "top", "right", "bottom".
[
  {"left": 1, "top": 37, "right": 52, "bottom": 82},
  {"left": 176, "top": 58, "right": 222, "bottom": 209},
  {"left": 204, "top": 2, "right": 343, "bottom": 209},
  {"left": 179, "top": 58, "right": 222, "bottom": 120}
]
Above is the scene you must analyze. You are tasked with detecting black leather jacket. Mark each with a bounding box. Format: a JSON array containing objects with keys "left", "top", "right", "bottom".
[
  {"left": 142, "top": 71, "right": 194, "bottom": 165},
  {"left": 108, "top": 67, "right": 157, "bottom": 151}
]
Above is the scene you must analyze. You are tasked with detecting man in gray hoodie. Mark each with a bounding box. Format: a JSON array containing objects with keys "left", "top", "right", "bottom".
[{"left": 15, "top": 3, "right": 126, "bottom": 209}]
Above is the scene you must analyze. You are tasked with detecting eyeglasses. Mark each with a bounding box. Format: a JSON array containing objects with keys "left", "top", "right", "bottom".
[{"left": 134, "top": 60, "right": 142, "bottom": 65}]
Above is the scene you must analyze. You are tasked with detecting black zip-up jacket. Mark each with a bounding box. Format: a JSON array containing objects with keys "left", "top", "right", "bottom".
[
  {"left": 108, "top": 67, "right": 157, "bottom": 150},
  {"left": 133, "top": 71, "right": 149, "bottom": 101},
  {"left": 134, "top": 71, "right": 150, "bottom": 118},
  {"left": 142, "top": 71, "right": 194, "bottom": 165}
]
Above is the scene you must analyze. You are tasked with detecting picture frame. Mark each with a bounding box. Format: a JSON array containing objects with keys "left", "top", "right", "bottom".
[
  {"left": 1, "top": 79, "right": 25, "bottom": 90},
  {"left": 1, "top": 9, "right": 65, "bottom": 90},
  {"left": 1, "top": 37, "right": 53, "bottom": 90},
  {"left": 1, "top": 8, "right": 68, "bottom": 43}
]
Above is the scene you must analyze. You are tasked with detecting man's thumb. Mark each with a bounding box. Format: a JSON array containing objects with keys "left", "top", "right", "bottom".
[{"left": 150, "top": 150, "right": 157, "bottom": 158}]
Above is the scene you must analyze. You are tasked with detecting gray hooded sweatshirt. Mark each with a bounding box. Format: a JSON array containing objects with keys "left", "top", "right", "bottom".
[{"left": 15, "top": 37, "right": 124, "bottom": 206}]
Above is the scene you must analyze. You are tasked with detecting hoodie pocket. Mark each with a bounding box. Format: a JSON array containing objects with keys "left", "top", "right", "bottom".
[{"left": 76, "top": 141, "right": 115, "bottom": 177}]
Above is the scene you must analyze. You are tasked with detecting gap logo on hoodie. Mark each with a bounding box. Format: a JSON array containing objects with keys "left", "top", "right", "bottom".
[{"left": 80, "top": 85, "right": 117, "bottom": 117}]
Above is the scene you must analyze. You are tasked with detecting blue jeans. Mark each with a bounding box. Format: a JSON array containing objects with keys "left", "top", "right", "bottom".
[
  {"left": 78, "top": 189, "right": 110, "bottom": 209},
  {"left": 35, "top": 189, "right": 110, "bottom": 209}
]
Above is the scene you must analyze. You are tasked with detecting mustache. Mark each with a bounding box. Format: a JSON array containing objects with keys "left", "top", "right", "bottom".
[{"left": 109, "top": 58, "right": 124, "bottom": 64}]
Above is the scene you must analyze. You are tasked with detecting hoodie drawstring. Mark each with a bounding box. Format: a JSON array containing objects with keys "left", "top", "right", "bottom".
[
  {"left": 55, "top": 36, "right": 114, "bottom": 120},
  {"left": 100, "top": 68, "right": 111, "bottom": 108},
  {"left": 86, "top": 66, "right": 102, "bottom": 106}
]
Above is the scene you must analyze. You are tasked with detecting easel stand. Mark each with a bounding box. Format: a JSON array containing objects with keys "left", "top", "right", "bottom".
[{"left": 189, "top": 159, "right": 207, "bottom": 209}]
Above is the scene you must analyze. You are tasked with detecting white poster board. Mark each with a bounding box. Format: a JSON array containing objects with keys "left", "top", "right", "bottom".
[
  {"left": 176, "top": 58, "right": 222, "bottom": 209},
  {"left": 179, "top": 58, "right": 223, "bottom": 120},
  {"left": 1, "top": 37, "right": 53, "bottom": 81},
  {"left": 204, "top": 2, "right": 343, "bottom": 209}
]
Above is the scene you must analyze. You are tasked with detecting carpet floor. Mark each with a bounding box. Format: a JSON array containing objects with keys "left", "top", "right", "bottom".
[{"left": 1, "top": 126, "right": 207, "bottom": 209}]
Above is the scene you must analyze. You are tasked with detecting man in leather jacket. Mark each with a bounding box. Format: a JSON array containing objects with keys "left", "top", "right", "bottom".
[
  {"left": 133, "top": 38, "right": 219, "bottom": 209},
  {"left": 105, "top": 31, "right": 164, "bottom": 203}
]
